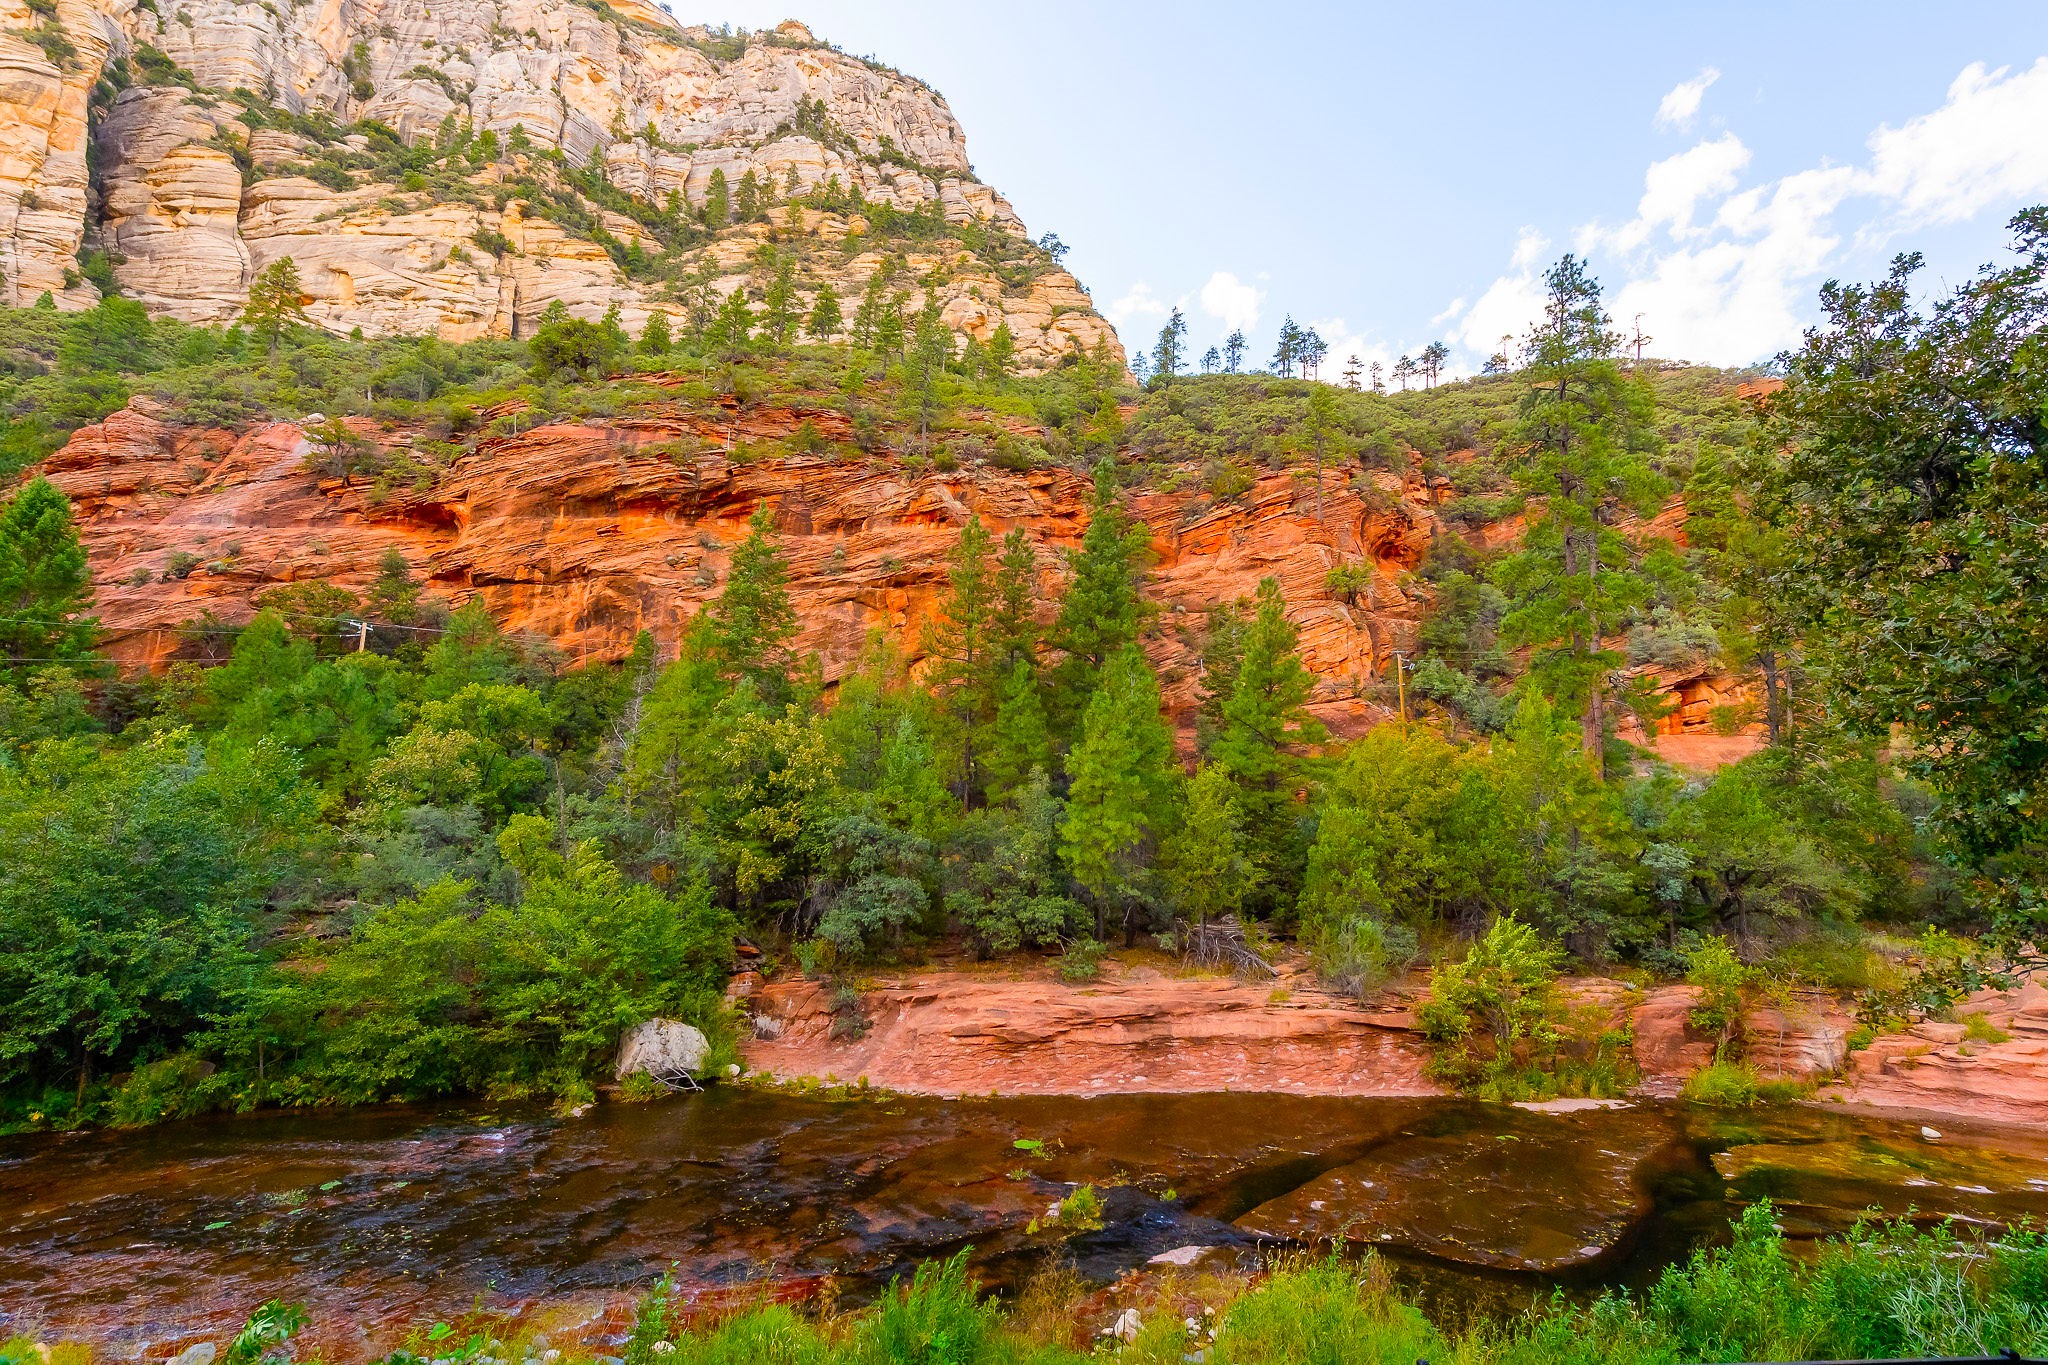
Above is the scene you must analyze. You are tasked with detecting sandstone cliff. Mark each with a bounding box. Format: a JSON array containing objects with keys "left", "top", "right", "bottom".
[
  {"left": 42, "top": 389, "right": 1760, "bottom": 753},
  {"left": 0, "top": 2, "right": 1122, "bottom": 369}
]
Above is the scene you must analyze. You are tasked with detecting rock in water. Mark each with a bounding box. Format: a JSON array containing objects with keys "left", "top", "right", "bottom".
[
  {"left": 615, "top": 1019, "right": 710, "bottom": 1082},
  {"left": 1233, "top": 1108, "right": 1678, "bottom": 1272}
]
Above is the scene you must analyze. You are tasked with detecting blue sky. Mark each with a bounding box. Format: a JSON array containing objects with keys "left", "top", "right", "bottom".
[{"left": 680, "top": 2, "right": 2048, "bottom": 374}]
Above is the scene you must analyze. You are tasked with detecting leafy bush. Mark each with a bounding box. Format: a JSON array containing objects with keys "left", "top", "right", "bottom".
[{"left": 1682, "top": 1059, "right": 1761, "bottom": 1107}]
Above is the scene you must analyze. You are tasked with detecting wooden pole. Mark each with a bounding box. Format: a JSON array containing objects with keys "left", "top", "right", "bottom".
[{"left": 1393, "top": 650, "right": 1408, "bottom": 728}]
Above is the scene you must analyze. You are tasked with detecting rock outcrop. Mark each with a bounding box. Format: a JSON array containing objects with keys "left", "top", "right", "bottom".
[
  {"left": 44, "top": 396, "right": 1450, "bottom": 732},
  {"left": 1, "top": 2, "right": 1122, "bottom": 368}
]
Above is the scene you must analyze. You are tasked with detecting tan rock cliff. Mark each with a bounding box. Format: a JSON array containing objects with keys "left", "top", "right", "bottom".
[{"left": 1, "top": 0, "right": 1123, "bottom": 368}]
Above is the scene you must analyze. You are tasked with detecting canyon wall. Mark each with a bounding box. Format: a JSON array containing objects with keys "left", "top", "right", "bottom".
[
  {"left": 0, "top": 2, "right": 1121, "bottom": 368},
  {"left": 42, "top": 393, "right": 1759, "bottom": 753}
]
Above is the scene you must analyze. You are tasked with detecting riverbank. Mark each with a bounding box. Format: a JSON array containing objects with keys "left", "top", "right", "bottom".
[
  {"left": 737, "top": 953, "right": 2048, "bottom": 1127},
  {"left": 9, "top": 1199, "right": 2047, "bottom": 1365}
]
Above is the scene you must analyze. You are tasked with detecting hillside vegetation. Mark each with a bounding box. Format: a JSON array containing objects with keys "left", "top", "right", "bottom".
[{"left": 0, "top": 210, "right": 2043, "bottom": 1130}]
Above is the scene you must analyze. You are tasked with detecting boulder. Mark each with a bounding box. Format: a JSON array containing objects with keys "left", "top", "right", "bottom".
[{"left": 615, "top": 1019, "right": 710, "bottom": 1082}]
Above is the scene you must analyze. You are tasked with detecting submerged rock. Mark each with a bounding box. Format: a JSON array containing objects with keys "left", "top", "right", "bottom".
[
  {"left": 1712, "top": 1135, "right": 2048, "bottom": 1231},
  {"left": 1233, "top": 1107, "right": 1678, "bottom": 1271}
]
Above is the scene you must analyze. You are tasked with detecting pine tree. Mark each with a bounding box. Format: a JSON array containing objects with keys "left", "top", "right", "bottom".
[
  {"left": 1271, "top": 316, "right": 1304, "bottom": 377},
  {"left": 990, "top": 527, "right": 1041, "bottom": 672},
  {"left": 1209, "top": 577, "right": 1326, "bottom": 908},
  {"left": 986, "top": 322, "right": 1016, "bottom": 383},
  {"left": 908, "top": 292, "right": 951, "bottom": 443},
  {"left": 735, "top": 169, "right": 761, "bottom": 221},
  {"left": 710, "top": 287, "right": 753, "bottom": 361},
  {"left": 1159, "top": 763, "right": 1253, "bottom": 930},
  {"left": 703, "top": 168, "right": 730, "bottom": 227},
  {"left": 926, "top": 515, "right": 1000, "bottom": 801},
  {"left": 874, "top": 289, "right": 908, "bottom": 358},
  {"left": 1223, "top": 329, "right": 1246, "bottom": 373},
  {"left": 1152, "top": 306, "right": 1188, "bottom": 381},
  {"left": 762, "top": 259, "right": 798, "bottom": 346},
  {"left": 245, "top": 257, "right": 309, "bottom": 353},
  {"left": 1201, "top": 346, "right": 1221, "bottom": 375},
  {"left": 805, "top": 286, "right": 843, "bottom": 341},
  {"left": 983, "top": 658, "right": 1051, "bottom": 804},
  {"left": 1494, "top": 254, "right": 1668, "bottom": 770},
  {"left": 0, "top": 477, "right": 96, "bottom": 677},
  {"left": 1046, "top": 460, "right": 1150, "bottom": 739},
  {"left": 1059, "top": 644, "right": 1176, "bottom": 943},
  {"left": 1343, "top": 355, "right": 1362, "bottom": 390},
  {"left": 365, "top": 546, "right": 422, "bottom": 626},
  {"left": 639, "top": 309, "right": 673, "bottom": 355},
  {"left": 707, "top": 504, "right": 797, "bottom": 702},
  {"left": 849, "top": 276, "right": 883, "bottom": 349}
]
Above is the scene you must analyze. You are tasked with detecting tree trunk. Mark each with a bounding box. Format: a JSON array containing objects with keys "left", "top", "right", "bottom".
[
  {"left": 1583, "top": 531, "right": 1605, "bottom": 776},
  {"left": 1758, "top": 649, "right": 1784, "bottom": 745}
]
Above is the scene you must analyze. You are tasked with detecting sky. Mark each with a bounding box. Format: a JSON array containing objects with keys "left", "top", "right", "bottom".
[{"left": 673, "top": 2, "right": 2048, "bottom": 376}]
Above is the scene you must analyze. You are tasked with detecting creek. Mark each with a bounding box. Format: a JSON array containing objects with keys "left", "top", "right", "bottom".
[{"left": 6, "top": 1090, "right": 2048, "bottom": 1356}]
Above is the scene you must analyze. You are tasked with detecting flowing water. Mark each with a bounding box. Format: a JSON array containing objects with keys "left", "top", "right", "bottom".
[{"left": 6, "top": 1090, "right": 2048, "bottom": 1358}]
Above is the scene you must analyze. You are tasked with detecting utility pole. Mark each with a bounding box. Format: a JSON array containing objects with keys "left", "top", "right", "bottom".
[
  {"left": 351, "top": 619, "right": 369, "bottom": 652},
  {"left": 1391, "top": 650, "right": 1408, "bottom": 727}
]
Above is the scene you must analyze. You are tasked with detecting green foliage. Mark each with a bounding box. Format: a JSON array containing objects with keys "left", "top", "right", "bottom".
[
  {"left": 1682, "top": 1059, "right": 1761, "bottom": 1107},
  {"left": 1060, "top": 645, "right": 1175, "bottom": 941},
  {"left": 1685, "top": 935, "right": 1750, "bottom": 1060},
  {"left": 244, "top": 257, "right": 309, "bottom": 352},
  {"left": 1759, "top": 210, "right": 2048, "bottom": 920},
  {"left": 0, "top": 477, "right": 96, "bottom": 677}
]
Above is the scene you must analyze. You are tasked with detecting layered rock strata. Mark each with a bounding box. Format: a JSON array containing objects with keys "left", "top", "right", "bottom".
[{"left": 0, "top": 3, "right": 1122, "bottom": 368}]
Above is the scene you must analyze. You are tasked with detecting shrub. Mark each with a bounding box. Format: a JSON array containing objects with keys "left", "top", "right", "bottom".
[
  {"left": 1683, "top": 1059, "right": 1761, "bottom": 1107},
  {"left": 1054, "top": 937, "right": 1106, "bottom": 983},
  {"left": 1303, "top": 914, "right": 1417, "bottom": 1001}
]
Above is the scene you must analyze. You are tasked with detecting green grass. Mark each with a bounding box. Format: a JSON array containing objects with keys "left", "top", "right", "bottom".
[{"left": 29, "top": 1206, "right": 2047, "bottom": 1365}]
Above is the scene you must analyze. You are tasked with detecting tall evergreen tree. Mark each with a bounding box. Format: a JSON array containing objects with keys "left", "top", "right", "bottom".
[
  {"left": 926, "top": 515, "right": 1000, "bottom": 802},
  {"left": 1271, "top": 316, "right": 1303, "bottom": 377},
  {"left": 707, "top": 504, "right": 797, "bottom": 703},
  {"left": 1223, "top": 329, "right": 1247, "bottom": 373},
  {"left": 986, "top": 322, "right": 1017, "bottom": 383},
  {"left": 1209, "top": 577, "right": 1325, "bottom": 907},
  {"left": 1152, "top": 306, "right": 1188, "bottom": 381},
  {"left": 0, "top": 478, "right": 95, "bottom": 678},
  {"left": 805, "top": 285, "right": 843, "bottom": 341},
  {"left": 709, "top": 287, "right": 753, "bottom": 361},
  {"left": 1493, "top": 255, "right": 1668, "bottom": 769},
  {"left": 990, "top": 527, "right": 1042, "bottom": 672},
  {"left": 762, "top": 260, "right": 798, "bottom": 347},
  {"left": 1060, "top": 644, "right": 1176, "bottom": 943},
  {"left": 1046, "top": 460, "right": 1151, "bottom": 740},
  {"left": 1159, "top": 763, "right": 1253, "bottom": 931},
  {"left": 702, "top": 168, "right": 730, "bottom": 227},
  {"left": 639, "top": 309, "right": 672, "bottom": 356},
  {"left": 244, "top": 257, "right": 309, "bottom": 353},
  {"left": 984, "top": 659, "right": 1051, "bottom": 804}
]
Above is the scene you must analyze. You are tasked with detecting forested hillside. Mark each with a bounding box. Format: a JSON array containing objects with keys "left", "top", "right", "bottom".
[{"left": 1, "top": 206, "right": 2043, "bottom": 1131}]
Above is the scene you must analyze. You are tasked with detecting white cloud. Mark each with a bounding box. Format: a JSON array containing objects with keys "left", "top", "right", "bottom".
[
  {"left": 1453, "top": 56, "right": 2048, "bottom": 367},
  {"left": 1632, "top": 134, "right": 1752, "bottom": 241},
  {"left": 1105, "top": 280, "right": 1167, "bottom": 332},
  {"left": 1451, "top": 227, "right": 1547, "bottom": 356},
  {"left": 1865, "top": 58, "right": 2048, "bottom": 225},
  {"left": 1431, "top": 297, "right": 1468, "bottom": 325},
  {"left": 1199, "top": 270, "right": 1264, "bottom": 333},
  {"left": 1656, "top": 67, "right": 1720, "bottom": 130}
]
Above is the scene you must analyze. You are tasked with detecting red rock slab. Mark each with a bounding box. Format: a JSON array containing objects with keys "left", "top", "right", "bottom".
[{"left": 742, "top": 967, "right": 1439, "bottom": 1099}]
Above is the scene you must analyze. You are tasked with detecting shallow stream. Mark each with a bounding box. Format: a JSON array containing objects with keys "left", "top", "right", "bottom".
[{"left": 6, "top": 1090, "right": 2048, "bottom": 1356}]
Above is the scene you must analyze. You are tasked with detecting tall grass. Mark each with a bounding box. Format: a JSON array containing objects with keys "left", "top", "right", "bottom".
[{"left": 16, "top": 1206, "right": 2048, "bottom": 1365}]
